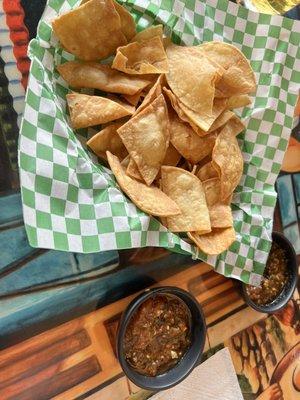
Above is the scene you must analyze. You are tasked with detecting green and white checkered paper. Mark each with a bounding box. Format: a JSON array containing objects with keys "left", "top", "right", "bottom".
[{"left": 19, "top": 0, "right": 300, "bottom": 285}]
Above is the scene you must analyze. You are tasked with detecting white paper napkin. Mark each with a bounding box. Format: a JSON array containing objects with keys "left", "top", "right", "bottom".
[{"left": 151, "top": 348, "right": 243, "bottom": 400}]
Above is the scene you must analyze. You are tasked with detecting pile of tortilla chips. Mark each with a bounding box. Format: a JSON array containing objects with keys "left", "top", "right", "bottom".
[{"left": 53, "top": 0, "right": 256, "bottom": 255}]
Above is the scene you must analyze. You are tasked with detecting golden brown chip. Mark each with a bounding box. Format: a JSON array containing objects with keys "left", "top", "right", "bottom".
[
  {"left": 198, "top": 42, "right": 256, "bottom": 96},
  {"left": 134, "top": 74, "right": 164, "bottom": 115},
  {"left": 169, "top": 110, "right": 216, "bottom": 164},
  {"left": 81, "top": 0, "right": 136, "bottom": 41},
  {"left": 202, "top": 178, "right": 233, "bottom": 228},
  {"left": 67, "top": 93, "right": 134, "bottom": 129},
  {"left": 166, "top": 44, "right": 223, "bottom": 131},
  {"left": 52, "top": 0, "right": 127, "bottom": 61},
  {"left": 212, "top": 118, "right": 244, "bottom": 200},
  {"left": 197, "top": 162, "right": 219, "bottom": 182},
  {"left": 126, "top": 158, "right": 144, "bottom": 181},
  {"left": 163, "top": 144, "right": 181, "bottom": 167},
  {"left": 208, "top": 110, "right": 235, "bottom": 132},
  {"left": 161, "top": 166, "right": 211, "bottom": 232},
  {"left": 131, "top": 25, "right": 163, "bottom": 42},
  {"left": 188, "top": 227, "right": 236, "bottom": 255},
  {"left": 117, "top": 94, "right": 169, "bottom": 186},
  {"left": 112, "top": 36, "right": 169, "bottom": 75},
  {"left": 87, "top": 122, "right": 127, "bottom": 161},
  {"left": 227, "top": 95, "right": 251, "bottom": 110},
  {"left": 122, "top": 92, "right": 142, "bottom": 106},
  {"left": 57, "top": 62, "right": 152, "bottom": 95},
  {"left": 106, "top": 152, "right": 180, "bottom": 216}
]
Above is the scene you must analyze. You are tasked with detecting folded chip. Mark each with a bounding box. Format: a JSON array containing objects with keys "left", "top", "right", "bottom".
[
  {"left": 57, "top": 62, "right": 153, "bottom": 95},
  {"left": 122, "top": 92, "right": 142, "bottom": 106},
  {"left": 212, "top": 118, "right": 244, "bottom": 200},
  {"left": 202, "top": 178, "right": 233, "bottom": 228},
  {"left": 87, "top": 122, "right": 127, "bottom": 161},
  {"left": 126, "top": 158, "right": 144, "bottom": 181},
  {"left": 134, "top": 74, "right": 164, "bottom": 115},
  {"left": 67, "top": 93, "right": 135, "bottom": 129},
  {"left": 188, "top": 227, "right": 236, "bottom": 255},
  {"left": 170, "top": 109, "right": 217, "bottom": 164},
  {"left": 198, "top": 42, "right": 256, "bottom": 96},
  {"left": 112, "top": 36, "right": 169, "bottom": 74},
  {"left": 52, "top": 0, "right": 127, "bottom": 61},
  {"left": 161, "top": 166, "right": 211, "bottom": 233},
  {"left": 131, "top": 25, "right": 163, "bottom": 43},
  {"left": 117, "top": 94, "right": 169, "bottom": 185},
  {"left": 197, "top": 162, "right": 219, "bottom": 182},
  {"left": 166, "top": 44, "right": 223, "bottom": 131},
  {"left": 106, "top": 152, "right": 180, "bottom": 216},
  {"left": 227, "top": 94, "right": 251, "bottom": 110}
]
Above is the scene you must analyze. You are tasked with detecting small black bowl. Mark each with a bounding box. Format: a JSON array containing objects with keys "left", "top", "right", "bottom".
[
  {"left": 117, "top": 286, "right": 206, "bottom": 390},
  {"left": 241, "top": 231, "right": 298, "bottom": 313}
]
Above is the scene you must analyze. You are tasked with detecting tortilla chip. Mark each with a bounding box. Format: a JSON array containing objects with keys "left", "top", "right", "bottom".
[
  {"left": 57, "top": 62, "right": 152, "bottom": 95},
  {"left": 121, "top": 154, "right": 130, "bottom": 168},
  {"left": 197, "top": 162, "right": 219, "bottom": 181},
  {"left": 188, "top": 227, "right": 236, "bottom": 255},
  {"left": 161, "top": 166, "right": 211, "bottom": 232},
  {"left": 122, "top": 92, "right": 142, "bottom": 106},
  {"left": 202, "top": 178, "right": 233, "bottom": 228},
  {"left": 163, "top": 144, "right": 181, "bottom": 166},
  {"left": 166, "top": 44, "right": 223, "bottom": 131},
  {"left": 126, "top": 158, "right": 144, "bottom": 181},
  {"left": 212, "top": 118, "right": 244, "bottom": 200},
  {"left": 87, "top": 122, "right": 127, "bottom": 160},
  {"left": 208, "top": 110, "right": 235, "bottom": 132},
  {"left": 67, "top": 93, "right": 134, "bottom": 129},
  {"left": 131, "top": 25, "right": 163, "bottom": 42},
  {"left": 199, "top": 42, "right": 256, "bottom": 96},
  {"left": 106, "top": 152, "right": 180, "bottom": 216},
  {"left": 169, "top": 110, "right": 216, "bottom": 164},
  {"left": 117, "top": 94, "right": 169, "bottom": 185},
  {"left": 112, "top": 36, "right": 169, "bottom": 75},
  {"left": 81, "top": 0, "right": 136, "bottom": 41},
  {"left": 227, "top": 94, "right": 251, "bottom": 110},
  {"left": 134, "top": 74, "right": 164, "bottom": 115},
  {"left": 52, "top": 0, "right": 127, "bottom": 61}
]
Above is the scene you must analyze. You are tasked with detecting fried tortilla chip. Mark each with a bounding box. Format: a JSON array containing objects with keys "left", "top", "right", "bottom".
[
  {"left": 188, "top": 227, "right": 236, "bottom": 255},
  {"left": 227, "top": 94, "right": 251, "bottom": 110},
  {"left": 117, "top": 94, "right": 169, "bottom": 186},
  {"left": 81, "top": 0, "right": 136, "bottom": 41},
  {"left": 112, "top": 36, "right": 169, "bottom": 74},
  {"left": 163, "top": 144, "right": 181, "bottom": 166},
  {"left": 197, "top": 162, "right": 218, "bottom": 181},
  {"left": 126, "top": 158, "right": 144, "bottom": 181},
  {"left": 202, "top": 178, "right": 233, "bottom": 228},
  {"left": 208, "top": 110, "right": 235, "bottom": 132},
  {"left": 212, "top": 118, "right": 244, "bottom": 200},
  {"left": 52, "top": 0, "right": 127, "bottom": 61},
  {"left": 134, "top": 74, "right": 164, "bottom": 115},
  {"left": 106, "top": 152, "right": 180, "bottom": 216},
  {"left": 161, "top": 166, "right": 211, "bottom": 232},
  {"left": 87, "top": 122, "right": 127, "bottom": 160},
  {"left": 67, "top": 93, "right": 134, "bottom": 129},
  {"left": 169, "top": 110, "right": 216, "bottom": 164},
  {"left": 166, "top": 44, "right": 223, "bottom": 131},
  {"left": 122, "top": 92, "right": 142, "bottom": 106},
  {"left": 199, "top": 42, "right": 256, "bottom": 96},
  {"left": 131, "top": 25, "right": 163, "bottom": 42},
  {"left": 57, "top": 62, "right": 152, "bottom": 95}
]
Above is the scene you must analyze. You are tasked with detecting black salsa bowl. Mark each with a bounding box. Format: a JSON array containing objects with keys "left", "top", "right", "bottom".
[
  {"left": 241, "top": 231, "right": 298, "bottom": 313},
  {"left": 117, "top": 286, "right": 206, "bottom": 390}
]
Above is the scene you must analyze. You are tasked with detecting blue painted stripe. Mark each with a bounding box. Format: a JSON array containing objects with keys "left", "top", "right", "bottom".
[
  {"left": 0, "top": 29, "right": 9, "bottom": 33},
  {"left": 8, "top": 79, "right": 21, "bottom": 85},
  {"left": 0, "top": 45, "right": 13, "bottom": 50}
]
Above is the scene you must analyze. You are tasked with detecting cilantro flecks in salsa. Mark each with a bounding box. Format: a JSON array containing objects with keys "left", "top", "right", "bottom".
[
  {"left": 246, "top": 242, "right": 289, "bottom": 305},
  {"left": 123, "top": 294, "right": 191, "bottom": 377}
]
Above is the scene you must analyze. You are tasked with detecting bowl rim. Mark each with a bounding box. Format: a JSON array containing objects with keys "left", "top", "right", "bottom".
[
  {"left": 116, "top": 286, "right": 207, "bottom": 390},
  {"left": 241, "top": 230, "right": 298, "bottom": 313}
]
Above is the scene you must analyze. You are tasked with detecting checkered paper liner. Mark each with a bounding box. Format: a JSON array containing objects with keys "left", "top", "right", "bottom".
[{"left": 19, "top": 0, "right": 300, "bottom": 285}]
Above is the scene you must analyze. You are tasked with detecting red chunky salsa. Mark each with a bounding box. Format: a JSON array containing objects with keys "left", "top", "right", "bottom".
[
  {"left": 123, "top": 294, "right": 191, "bottom": 376},
  {"left": 246, "top": 242, "right": 289, "bottom": 305}
]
